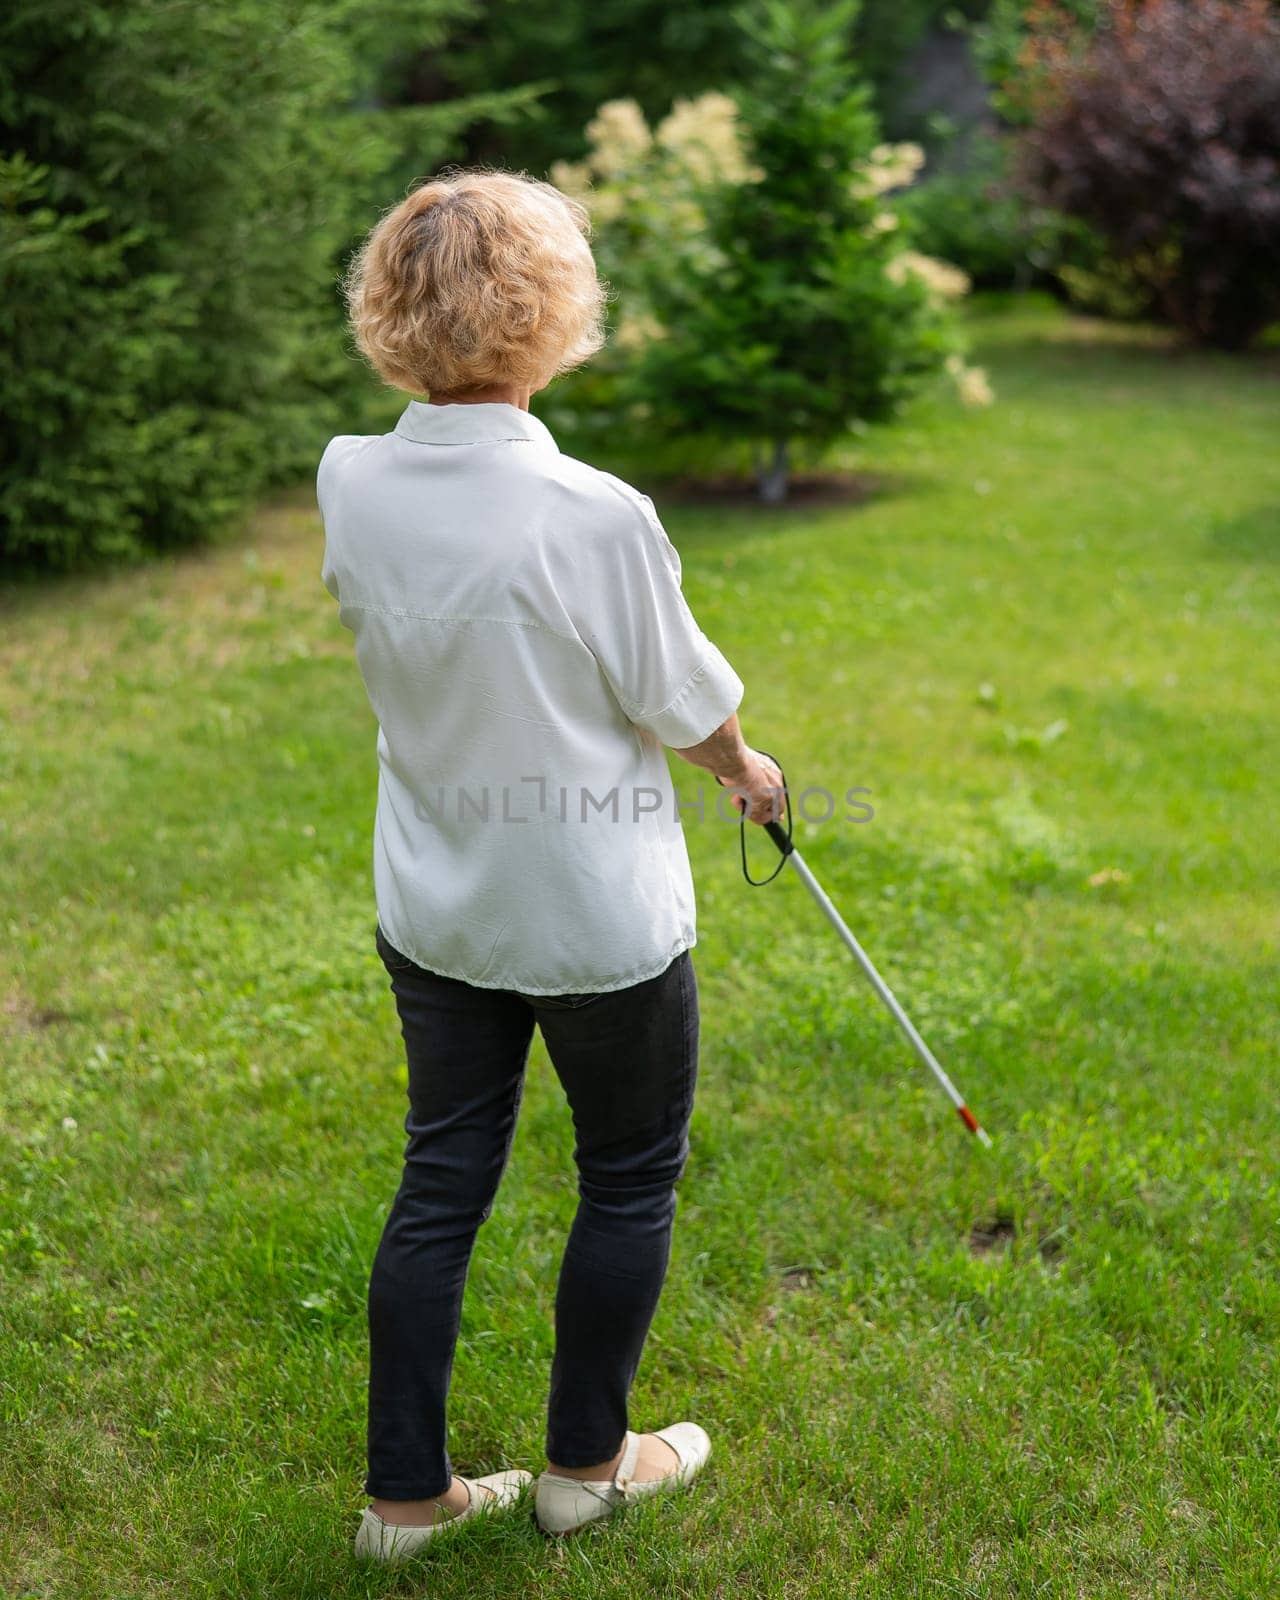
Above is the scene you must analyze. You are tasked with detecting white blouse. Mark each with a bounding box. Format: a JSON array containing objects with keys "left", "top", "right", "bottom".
[{"left": 317, "top": 400, "right": 744, "bottom": 995}]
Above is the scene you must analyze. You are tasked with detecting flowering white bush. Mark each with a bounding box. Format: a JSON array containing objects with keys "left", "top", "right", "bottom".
[
  {"left": 654, "top": 92, "right": 764, "bottom": 185},
  {"left": 874, "top": 156, "right": 992, "bottom": 407},
  {"left": 554, "top": 103, "right": 992, "bottom": 412},
  {"left": 884, "top": 244, "right": 992, "bottom": 408},
  {"left": 854, "top": 141, "right": 927, "bottom": 198},
  {"left": 550, "top": 93, "right": 756, "bottom": 292},
  {"left": 946, "top": 352, "right": 996, "bottom": 407},
  {"left": 886, "top": 248, "right": 972, "bottom": 301}
]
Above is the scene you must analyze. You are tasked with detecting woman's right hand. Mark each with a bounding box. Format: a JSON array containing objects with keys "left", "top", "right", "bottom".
[
  {"left": 718, "top": 748, "right": 786, "bottom": 825},
  {"left": 673, "top": 714, "right": 785, "bottom": 824}
]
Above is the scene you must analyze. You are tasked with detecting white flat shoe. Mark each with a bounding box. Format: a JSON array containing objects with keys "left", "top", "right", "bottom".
[
  {"left": 354, "top": 1469, "right": 532, "bottom": 1564},
  {"left": 534, "top": 1423, "right": 711, "bottom": 1536}
]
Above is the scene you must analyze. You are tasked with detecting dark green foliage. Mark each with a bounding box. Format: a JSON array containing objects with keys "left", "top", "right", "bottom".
[
  {"left": 854, "top": 0, "right": 990, "bottom": 140},
  {"left": 896, "top": 132, "right": 1078, "bottom": 288},
  {"left": 627, "top": 0, "right": 956, "bottom": 502},
  {"left": 397, "top": 0, "right": 990, "bottom": 175},
  {"left": 431, "top": 0, "right": 750, "bottom": 173},
  {"left": 0, "top": 0, "right": 498, "bottom": 571}
]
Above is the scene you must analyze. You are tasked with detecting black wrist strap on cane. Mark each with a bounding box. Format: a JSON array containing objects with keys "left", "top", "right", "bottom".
[{"left": 716, "top": 749, "right": 792, "bottom": 886}]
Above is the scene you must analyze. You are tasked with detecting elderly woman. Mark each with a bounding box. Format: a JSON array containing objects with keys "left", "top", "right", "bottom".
[{"left": 318, "top": 169, "right": 782, "bottom": 1563}]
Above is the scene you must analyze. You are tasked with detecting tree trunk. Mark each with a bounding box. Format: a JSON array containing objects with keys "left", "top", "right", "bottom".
[{"left": 757, "top": 438, "right": 790, "bottom": 504}]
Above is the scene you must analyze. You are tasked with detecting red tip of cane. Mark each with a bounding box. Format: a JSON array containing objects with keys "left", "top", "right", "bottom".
[{"left": 955, "top": 1106, "right": 994, "bottom": 1147}]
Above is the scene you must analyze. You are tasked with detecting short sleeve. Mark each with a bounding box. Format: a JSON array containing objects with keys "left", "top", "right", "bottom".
[
  {"left": 577, "top": 492, "right": 744, "bottom": 748},
  {"left": 317, "top": 439, "right": 341, "bottom": 601}
]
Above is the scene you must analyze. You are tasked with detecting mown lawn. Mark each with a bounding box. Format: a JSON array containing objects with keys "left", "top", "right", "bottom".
[{"left": 2, "top": 293, "right": 1277, "bottom": 1598}]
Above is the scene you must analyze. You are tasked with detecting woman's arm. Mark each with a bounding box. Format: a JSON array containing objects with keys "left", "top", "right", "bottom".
[{"left": 672, "top": 714, "right": 785, "bottom": 825}]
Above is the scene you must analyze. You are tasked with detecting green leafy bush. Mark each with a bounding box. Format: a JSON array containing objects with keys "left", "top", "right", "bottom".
[
  {"left": 0, "top": 0, "right": 491, "bottom": 572},
  {"left": 1, "top": 154, "right": 270, "bottom": 567},
  {"left": 895, "top": 133, "right": 1070, "bottom": 289}
]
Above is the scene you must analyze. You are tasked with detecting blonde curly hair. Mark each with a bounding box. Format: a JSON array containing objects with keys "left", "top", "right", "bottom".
[{"left": 344, "top": 169, "right": 609, "bottom": 396}]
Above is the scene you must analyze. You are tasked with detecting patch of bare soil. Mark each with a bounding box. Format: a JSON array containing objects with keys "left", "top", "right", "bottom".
[
  {"left": 968, "top": 1214, "right": 1017, "bottom": 1256},
  {"left": 761, "top": 1264, "right": 822, "bottom": 1329},
  {"left": 2, "top": 990, "right": 72, "bottom": 1031},
  {"left": 969, "top": 1212, "right": 1068, "bottom": 1268}
]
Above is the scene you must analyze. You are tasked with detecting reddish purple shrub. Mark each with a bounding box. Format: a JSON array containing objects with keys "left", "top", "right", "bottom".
[{"left": 1019, "top": 0, "right": 1280, "bottom": 347}]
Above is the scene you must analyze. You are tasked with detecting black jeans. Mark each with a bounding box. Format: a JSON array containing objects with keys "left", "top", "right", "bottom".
[{"left": 366, "top": 923, "right": 699, "bottom": 1500}]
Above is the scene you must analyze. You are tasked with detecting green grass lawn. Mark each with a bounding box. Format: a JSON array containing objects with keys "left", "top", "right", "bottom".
[{"left": 2, "top": 293, "right": 1277, "bottom": 1598}]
